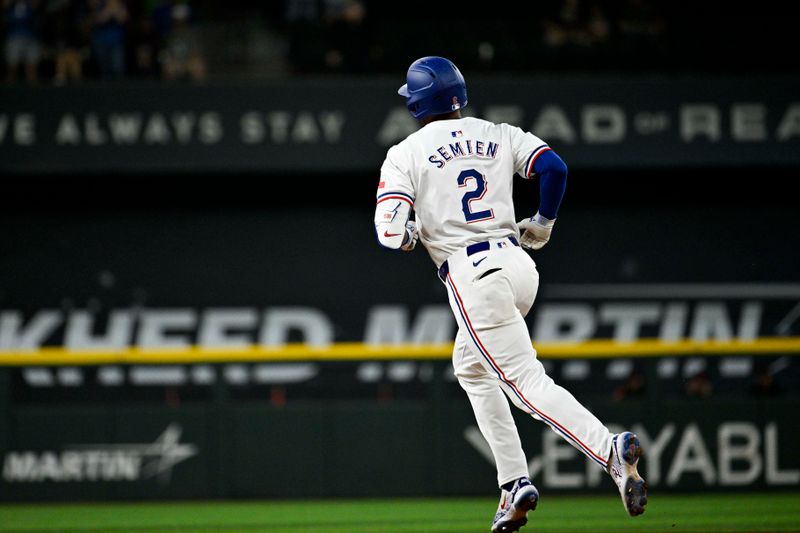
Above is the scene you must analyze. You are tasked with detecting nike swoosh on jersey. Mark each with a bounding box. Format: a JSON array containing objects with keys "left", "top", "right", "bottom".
[
  {"left": 384, "top": 231, "right": 402, "bottom": 237},
  {"left": 472, "top": 257, "right": 487, "bottom": 267}
]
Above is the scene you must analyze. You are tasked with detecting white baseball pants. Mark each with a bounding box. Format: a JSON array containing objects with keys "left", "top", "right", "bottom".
[{"left": 440, "top": 237, "right": 613, "bottom": 487}]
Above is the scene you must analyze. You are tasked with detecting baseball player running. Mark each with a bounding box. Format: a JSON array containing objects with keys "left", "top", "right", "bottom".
[{"left": 374, "top": 57, "right": 647, "bottom": 532}]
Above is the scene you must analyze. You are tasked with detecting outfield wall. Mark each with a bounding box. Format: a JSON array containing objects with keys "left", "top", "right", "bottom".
[{"left": 1, "top": 203, "right": 799, "bottom": 500}]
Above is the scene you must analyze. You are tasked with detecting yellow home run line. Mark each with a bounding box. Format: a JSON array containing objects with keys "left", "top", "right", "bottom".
[{"left": 0, "top": 337, "right": 798, "bottom": 365}]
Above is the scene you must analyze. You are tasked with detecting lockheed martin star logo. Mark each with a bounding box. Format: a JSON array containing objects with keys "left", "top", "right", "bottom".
[{"left": 140, "top": 424, "right": 198, "bottom": 482}]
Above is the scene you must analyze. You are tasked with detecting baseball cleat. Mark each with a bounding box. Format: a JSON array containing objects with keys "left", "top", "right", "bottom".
[
  {"left": 607, "top": 431, "right": 648, "bottom": 517},
  {"left": 491, "top": 478, "right": 539, "bottom": 533}
]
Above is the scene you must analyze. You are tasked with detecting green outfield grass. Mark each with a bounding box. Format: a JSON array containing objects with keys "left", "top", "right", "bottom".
[{"left": 1, "top": 493, "right": 799, "bottom": 533}]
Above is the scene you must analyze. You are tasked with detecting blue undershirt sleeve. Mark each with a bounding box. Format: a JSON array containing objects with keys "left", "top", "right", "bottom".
[{"left": 533, "top": 150, "right": 568, "bottom": 220}]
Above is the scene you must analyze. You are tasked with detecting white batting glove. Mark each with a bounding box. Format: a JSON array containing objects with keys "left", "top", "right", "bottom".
[
  {"left": 517, "top": 212, "right": 555, "bottom": 250},
  {"left": 400, "top": 220, "right": 419, "bottom": 252}
]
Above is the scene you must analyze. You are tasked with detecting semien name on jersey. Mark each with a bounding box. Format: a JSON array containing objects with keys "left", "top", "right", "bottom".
[{"left": 427, "top": 139, "right": 499, "bottom": 169}]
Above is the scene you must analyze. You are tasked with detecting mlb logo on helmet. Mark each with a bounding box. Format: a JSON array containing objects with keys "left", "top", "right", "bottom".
[{"left": 451, "top": 95, "right": 461, "bottom": 111}]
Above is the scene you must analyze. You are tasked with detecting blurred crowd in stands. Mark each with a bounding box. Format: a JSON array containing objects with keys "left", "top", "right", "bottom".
[
  {"left": 2, "top": 0, "right": 205, "bottom": 83},
  {"left": 610, "top": 358, "right": 787, "bottom": 403},
  {"left": 1, "top": 0, "right": 794, "bottom": 84}
]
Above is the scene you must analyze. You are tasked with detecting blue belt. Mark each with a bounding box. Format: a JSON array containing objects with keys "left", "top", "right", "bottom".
[{"left": 438, "top": 236, "right": 519, "bottom": 282}]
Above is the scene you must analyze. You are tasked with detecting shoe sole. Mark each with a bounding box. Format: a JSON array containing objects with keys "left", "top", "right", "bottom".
[
  {"left": 492, "top": 493, "right": 538, "bottom": 533},
  {"left": 624, "top": 478, "right": 648, "bottom": 517},
  {"left": 619, "top": 433, "right": 648, "bottom": 517}
]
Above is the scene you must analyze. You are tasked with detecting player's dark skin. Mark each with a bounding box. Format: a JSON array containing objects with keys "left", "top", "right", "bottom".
[{"left": 420, "top": 110, "right": 461, "bottom": 126}]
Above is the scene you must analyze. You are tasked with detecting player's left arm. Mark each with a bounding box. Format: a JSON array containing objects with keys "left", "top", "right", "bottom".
[
  {"left": 518, "top": 148, "right": 568, "bottom": 250},
  {"left": 533, "top": 150, "right": 567, "bottom": 221}
]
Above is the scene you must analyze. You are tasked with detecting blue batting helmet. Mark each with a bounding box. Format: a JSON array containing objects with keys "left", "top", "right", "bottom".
[{"left": 398, "top": 56, "right": 468, "bottom": 120}]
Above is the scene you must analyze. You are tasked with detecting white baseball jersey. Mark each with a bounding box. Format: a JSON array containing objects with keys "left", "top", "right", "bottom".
[{"left": 376, "top": 117, "right": 551, "bottom": 267}]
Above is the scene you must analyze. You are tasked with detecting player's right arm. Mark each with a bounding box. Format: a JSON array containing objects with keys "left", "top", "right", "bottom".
[
  {"left": 374, "top": 145, "right": 417, "bottom": 251},
  {"left": 374, "top": 198, "right": 416, "bottom": 250}
]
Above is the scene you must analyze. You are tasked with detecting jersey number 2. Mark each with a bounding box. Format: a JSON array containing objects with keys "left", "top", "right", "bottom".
[{"left": 457, "top": 169, "right": 494, "bottom": 223}]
